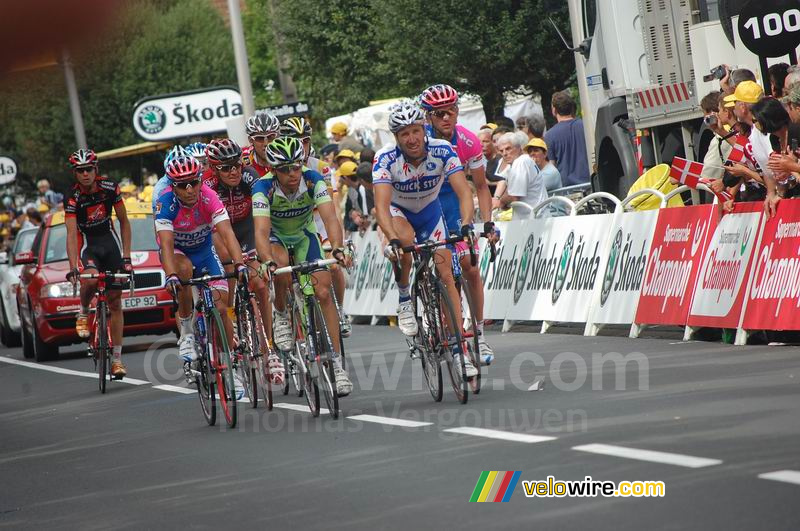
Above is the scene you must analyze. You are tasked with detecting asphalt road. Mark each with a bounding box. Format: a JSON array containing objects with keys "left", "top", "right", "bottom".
[{"left": 1, "top": 323, "right": 799, "bottom": 530}]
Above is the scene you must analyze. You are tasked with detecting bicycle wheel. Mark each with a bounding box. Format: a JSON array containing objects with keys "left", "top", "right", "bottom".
[
  {"left": 290, "top": 303, "right": 305, "bottom": 398},
  {"left": 298, "top": 338, "right": 320, "bottom": 417},
  {"left": 209, "top": 309, "right": 237, "bottom": 428},
  {"left": 460, "top": 277, "right": 481, "bottom": 395},
  {"left": 333, "top": 291, "right": 347, "bottom": 371},
  {"left": 414, "top": 285, "right": 442, "bottom": 402},
  {"left": 251, "top": 299, "right": 273, "bottom": 411},
  {"left": 235, "top": 292, "right": 257, "bottom": 408},
  {"left": 194, "top": 317, "right": 216, "bottom": 426},
  {"left": 96, "top": 304, "right": 108, "bottom": 394},
  {"left": 436, "top": 278, "right": 468, "bottom": 405},
  {"left": 309, "top": 297, "right": 339, "bottom": 419}
]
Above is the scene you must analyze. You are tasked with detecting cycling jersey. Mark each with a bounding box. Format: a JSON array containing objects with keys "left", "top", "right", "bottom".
[
  {"left": 204, "top": 167, "right": 259, "bottom": 255},
  {"left": 373, "top": 137, "right": 463, "bottom": 214},
  {"left": 251, "top": 169, "right": 330, "bottom": 246},
  {"left": 243, "top": 145, "right": 270, "bottom": 177},
  {"left": 153, "top": 183, "right": 229, "bottom": 254},
  {"left": 64, "top": 178, "right": 122, "bottom": 236}
]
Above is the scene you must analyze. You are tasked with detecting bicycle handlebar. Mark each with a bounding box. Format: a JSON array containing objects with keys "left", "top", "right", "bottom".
[
  {"left": 272, "top": 258, "right": 339, "bottom": 277},
  {"left": 72, "top": 271, "right": 135, "bottom": 297},
  {"left": 180, "top": 270, "right": 239, "bottom": 286}
]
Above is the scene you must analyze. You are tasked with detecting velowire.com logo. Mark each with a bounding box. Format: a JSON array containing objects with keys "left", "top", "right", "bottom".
[{"left": 469, "top": 471, "right": 522, "bottom": 503}]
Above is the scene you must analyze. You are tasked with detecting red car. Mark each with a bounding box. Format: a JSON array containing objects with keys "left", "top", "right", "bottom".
[{"left": 16, "top": 203, "right": 176, "bottom": 361}]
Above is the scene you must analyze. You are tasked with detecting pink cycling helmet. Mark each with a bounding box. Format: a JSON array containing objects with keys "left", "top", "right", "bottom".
[
  {"left": 419, "top": 84, "right": 459, "bottom": 110},
  {"left": 165, "top": 155, "right": 201, "bottom": 183}
]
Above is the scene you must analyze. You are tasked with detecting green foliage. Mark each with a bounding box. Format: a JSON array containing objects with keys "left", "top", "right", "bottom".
[{"left": 242, "top": 0, "right": 281, "bottom": 108}]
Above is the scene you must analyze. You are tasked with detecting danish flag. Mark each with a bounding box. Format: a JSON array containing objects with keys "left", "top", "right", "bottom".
[
  {"left": 669, "top": 157, "right": 704, "bottom": 189},
  {"left": 726, "top": 135, "right": 757, "bottom": 167}
]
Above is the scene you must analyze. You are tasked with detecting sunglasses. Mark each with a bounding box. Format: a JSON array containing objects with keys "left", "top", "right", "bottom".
[
  {"left": 250, "top": 135, "right": 273, "bottom": 142},
  {"left": 216, "top": 162, "right": 241, "bottom": 172},
  {"left": 74, "top": 166, "right": 95, "bottom": 174},
  {"left": 274, "top": 164, "right": 302, "bottom": 174},
  {"left": 172, "top": 178, "right": 201, "bottom": 189},
  {"left": 430, "top": 108, "right": 457, "bottom": 119}
]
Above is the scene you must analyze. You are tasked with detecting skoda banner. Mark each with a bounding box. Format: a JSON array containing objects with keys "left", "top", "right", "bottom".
[
  {"left": 687, "top": 202, "right": 763, "bottom": 329},
  {"left": 634, "top": 204, "right": 717, "bottom": 328},
  {"left": 585, "top": 209, "right": 658, "bottom": 334},
  {"left": 743, "top": 200, "right": 800, "bottom": 331},
  {"left": 344, "top": 231, "right": 398, "bottom": 316},
  {"left": 132, "top": 86, "right": 243, "bottom": 141}
]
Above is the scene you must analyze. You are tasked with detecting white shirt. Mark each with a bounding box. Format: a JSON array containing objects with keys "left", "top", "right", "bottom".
[
  {"left": 507, "top": 154, "right": 547, "bottom": 219},
  {"left": 749, "top": 126, "right": 774, "bottom": 180},
  {"left": 701, "top": 135, "right": 733, "bottom": 181}
]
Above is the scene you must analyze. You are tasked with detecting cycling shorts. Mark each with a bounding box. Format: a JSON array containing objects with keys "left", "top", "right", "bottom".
[
  {"left": 232, "top": 218, "right": 256, "bottom": 257},
  {"left": 390, "top": 200, "right": 447, "bottom": 243},
  {"left": 80, "top": 231, "right": 124, "bottom": 275},
  {"left": 172, "top": 247, "right": 227, "bottom": 292},
  {"left": 438, "top": 189, "right": 479, "bottom": 259},
  {"left": 270, "top": 228, "right": 323, "bottom": 263}
]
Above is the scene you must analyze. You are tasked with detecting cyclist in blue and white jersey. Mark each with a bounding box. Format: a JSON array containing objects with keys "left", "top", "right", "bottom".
[{"left": 373, "top": 101, "right": 477, "bottom": 377}]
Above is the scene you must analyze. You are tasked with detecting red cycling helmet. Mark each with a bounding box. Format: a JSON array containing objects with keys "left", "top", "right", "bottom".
[
  {"left": 205, "top": 138, "right": 242, "bottom": 165},
  {"left": 68, "top": 149, "right": 98, "bottom": 168},
  {"left": 419, "top": 84, "right": 459, "bottom": 111},
  {"left": 165, "top": 155, "right": 201, "bottom": 183}
]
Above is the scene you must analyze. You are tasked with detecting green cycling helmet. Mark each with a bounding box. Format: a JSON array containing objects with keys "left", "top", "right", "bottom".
[{"left": 265, "top": 136, "right": 305, "bottom": 167}]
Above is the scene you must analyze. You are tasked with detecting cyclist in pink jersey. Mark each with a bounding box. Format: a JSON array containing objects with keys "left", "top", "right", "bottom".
[{"left": 421, "top": 84, "right": 495, "bottom": 364}]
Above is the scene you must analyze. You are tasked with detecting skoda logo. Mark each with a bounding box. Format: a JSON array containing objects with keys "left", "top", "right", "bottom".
[
  {"left": 379, "top": 261, "right": 393, "bottom": 302},
  {"left": 513, "top": 234, "right": 535, "bottom": 305},
  {"left": 354, "top": 243, "right": 372, "bottom": 300},
  {"left": 600, "top": 229, "right": 623, "bottom": 307},
  {"left": 479, "top": 242, "right": 492, "bottom": 283},
  {"left": 552, "top": 231, "right": 574, "bottom": 304},
  {"left": 137, "top": 104, "right": 167, "bottom": 135}
]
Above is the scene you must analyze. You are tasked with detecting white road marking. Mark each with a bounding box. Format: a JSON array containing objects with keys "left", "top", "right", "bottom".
[
  {"left": 443, "top": 427, "right": 556, "bottom": 443},
  {"left": 572, "top": 443, "right": 722, "bottom": 468},
  {"left": 758, "top": 470, "right": 800, "bottom": 486},
  {"left": 349, "top": 414, "right": 432, "bottom": 428},
  {"left": 274, "top": 402, "right": 330, "bottom": 415},
  {"left": 152, "top": 384, "right": 195, "bottom": 395},
  {"left": 0, "top": 356, "right": 149, "bottom": 385}
]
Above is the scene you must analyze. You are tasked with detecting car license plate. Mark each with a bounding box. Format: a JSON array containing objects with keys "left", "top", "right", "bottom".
[{"left": 123, "top": 295, "right": 157, "bottom": 310}]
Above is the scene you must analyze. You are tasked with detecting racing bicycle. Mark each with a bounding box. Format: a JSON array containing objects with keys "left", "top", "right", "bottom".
[{"left": 233, "top": 264, "right": 273, "bottom": 410}]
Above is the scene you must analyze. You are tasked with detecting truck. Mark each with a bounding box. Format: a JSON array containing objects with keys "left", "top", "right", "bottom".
[{"left": 566, "top": 0, "right": 798, "bottom": 198}]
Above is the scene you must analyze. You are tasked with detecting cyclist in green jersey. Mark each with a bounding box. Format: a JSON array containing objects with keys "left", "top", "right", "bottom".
[{"left": 252, "top": 137, "right": 353, "bottom": 397}]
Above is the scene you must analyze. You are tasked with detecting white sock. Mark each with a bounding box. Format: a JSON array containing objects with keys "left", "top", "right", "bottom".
[
  {"left": 476, "top": 320, "right": 485, "bottom": 337},
  {"left": 112, "top": 346, "right": 122, "bottom": 360},
  {"left": 179, "top": 316, "right": 193, "bottom": 336}
]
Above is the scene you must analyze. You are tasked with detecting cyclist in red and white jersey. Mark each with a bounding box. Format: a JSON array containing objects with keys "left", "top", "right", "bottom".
[
  {"left": 420, "top": 84, "right": 495, "bottom": 364},
  {"left": 242, "top": 111, "right": 281, "bottom": 177}
]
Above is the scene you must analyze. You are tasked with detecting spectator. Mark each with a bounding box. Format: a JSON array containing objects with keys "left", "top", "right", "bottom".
[
  {"left": 769, "top": 63, "right": 790, "bottom": 98},
  {"left": 21, "top": 207, "right": 42, "bottom": 230},
  {"left": 496, "top": 131, "right": 547, "bottom": 219},
  {"left": 753, "top": 97, "right": 798, "bottom": 198},
  {"left": 545, "top": 90, "right": 591, "bottom": 186},
  {"left": 353, "top": 162, "right": 375, "bottom": 234},
  {"left": 785, "top": 65, "right": 800, "bottom": 95},
  {"left": 337, "top": 161, "right": 360, "bottom": 235},
  {"left": 329, "top": 121, "right": 365, "bottom": 152},
  {"left": 36, "top": 178, "right": 62, "bottom": 209},
  {"left": 721, "top": 67, "right": 757, "bottom": 95},
  {"left": 516, "top": 115, "right": 545, "bottom": 140},
  {"left": 320, "top": 143, "right": 338, "bottom": 165},
  {"left": 479, "top": 127, "right": 503, "bottom": 186},
  {"left": 359, "top": 148, "right": 375, "bottom": 164},
  {"left": 702, "top": 91, "right": 734, "bottom": 182},
  {"left": 525, "top": 138, "right": 562, "bottom": 191},
  {"left": 723, "top": 80, "right": 771, "bottom": 179},
  {"left": 334, "top": 148, "right": 357, "bottom": 169},
  {"left": 493, "top": 116, "right": 516, "bottom": 130}
]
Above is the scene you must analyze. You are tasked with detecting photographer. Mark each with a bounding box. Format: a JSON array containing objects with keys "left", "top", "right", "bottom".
[{"left": 701, "top": 91, "right": 734, "bottom": 182}]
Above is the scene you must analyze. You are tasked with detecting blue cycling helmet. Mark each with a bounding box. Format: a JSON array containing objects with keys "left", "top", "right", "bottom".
[
  {"left": 163, "top": 145, "right": 187, "bottom": 170},
  {"left": 185, "top": 142, "right": 207, "bottom": 163}
]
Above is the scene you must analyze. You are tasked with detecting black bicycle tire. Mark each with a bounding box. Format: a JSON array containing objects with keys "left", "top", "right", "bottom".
[
  {"left": 210, "top": 308, "right": 237, "bottom": 428},
  {"left": 251, "top": 297, "right": 273, "bottom": 411},
  {"left": 235, "top": 290, "right": 257, "bottom": 408},
  {"left": 460, "top": 276, "right": 482, "bottom": 395},
  {"left": 415, "top": 280, "right": 443, "bottom": 402},
  {"left": 96, "top": 303, "right": 107, "bottom": 394},
  {"left": 195, "top": 316, "right": 216, "bottom": 426},
  {"left": 310, "top": 297, "right": 339, "bottom": 419},
  {"left": 436, "top": 278, "right": 468, "bottom": 404},
  {"left": 296, "top": 301, "right": 320, "bottom": 417}
]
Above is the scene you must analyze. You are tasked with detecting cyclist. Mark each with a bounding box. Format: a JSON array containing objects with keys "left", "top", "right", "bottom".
[
  {"left": 185, "top": 142, "right": 209, "bottom": 174},
  {"left": 204, "top": 138, "right": 285, "bottom": 384},
  {"left": 252, "top": 137, "right": 354, "bottom": 397},
  {"left": 64, "top": 149, "right": 132, "bottom": 379},
  {"left": 373, "top": 101, "right": 478, "bottom": 377},
  {"left": 151, "top": 145, "right": 188, "bottom": 211},
  {"left": 154, "top": 155, "right": 248, "bottom": 397},
  {"left": 280, "top": 117, "right": 352, "bottom": 337},
  {"left": 420, "top": 84, "right": 495, "bottom": 364},
  {"left": 243, "top": 111, "right": 281, "bottom": 176}
]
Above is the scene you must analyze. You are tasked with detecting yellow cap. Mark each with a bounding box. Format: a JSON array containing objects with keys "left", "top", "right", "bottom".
[
  {"left": 723, "top": 81, "right": 764, "bottom": 107},
  {"left": 525, "top": 138, "right": 548, "bottom": 152},
  {"left": 121, "top": 184, "right": 137, "bottom": 193},
  {"left": 330, "top": 122, "right": 348, "bottom": 135},
  {"left": 336, "top": 160, "right": 358, "bottom": 178},
  {"left": 481, "top": 123, "right": 498, "bottom": 130},
  {"left": 335, "top": 149, "right": 356, "bottom": 161},
  {"left": 37, "top": 203, "right": 50, "bottom": 213}
]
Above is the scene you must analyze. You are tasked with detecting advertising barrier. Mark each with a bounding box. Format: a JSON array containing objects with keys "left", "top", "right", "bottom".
[
  {"left": 686, "top": 201, "right": 763, "bottom": 334},
  {"left": 742, "top": 200, "right": 800, "bottom": 334},
  {"left": 344, "top": 231, "right": 398, "bottom": 317},
  {"left": 631, "top": 204, "right": 716, "bottom": 337}
]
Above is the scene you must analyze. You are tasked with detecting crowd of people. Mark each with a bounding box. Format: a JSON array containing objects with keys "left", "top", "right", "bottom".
[
  {"left": 0, "top": 179, "right": 64, "bottom": 250},
  {"left": 696, "top": 63, "right": 800, "bottom": 213}
]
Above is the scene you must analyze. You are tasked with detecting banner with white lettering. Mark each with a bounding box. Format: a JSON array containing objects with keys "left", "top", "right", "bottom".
[
  {"left": 634, "top": 205, "right": 717, "bottom": 327},
  {"left": 344, "top": 231, "right": 398, "bottom": 316},
  {"left": 477, "top": 221, "right": 507, "bottom": 319},
  {"left": 586, "top": 210, "right": 658, "bottom": 330},
  {"left": 687, "top": 202, "right": 763, "bottom": 328},
  {"left": 742, "top": 200, "right": 800, "bottom": 330}
]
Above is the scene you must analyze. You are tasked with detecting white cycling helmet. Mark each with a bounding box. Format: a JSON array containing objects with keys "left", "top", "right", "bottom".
[{"left": 388, "top": 100, "right": 425, "bottom": 133}]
